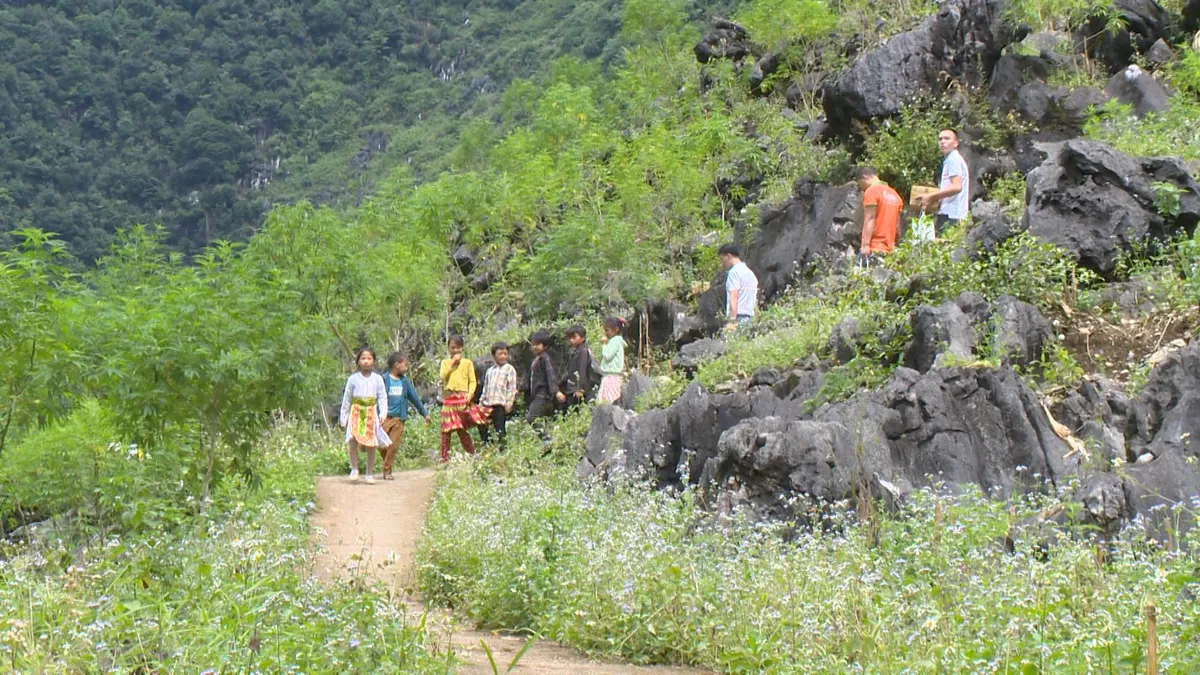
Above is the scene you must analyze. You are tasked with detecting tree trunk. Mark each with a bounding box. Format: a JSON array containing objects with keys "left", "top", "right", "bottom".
[{"left": 201, "top": 429, "right": 218, "bottom": 508}]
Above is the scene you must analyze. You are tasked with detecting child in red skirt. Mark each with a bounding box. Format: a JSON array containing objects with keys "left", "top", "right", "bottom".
[{"left": 439, "top": 334, "right": 485, "bottom": 462}]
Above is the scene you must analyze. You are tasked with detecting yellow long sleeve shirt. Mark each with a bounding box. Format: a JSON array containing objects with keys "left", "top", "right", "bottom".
[{"left": 440, "top": 357, "right": 476, "bottom": 398}]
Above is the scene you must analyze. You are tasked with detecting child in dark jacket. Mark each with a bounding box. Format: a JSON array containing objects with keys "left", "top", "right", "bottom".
[
  {"left": 556, "top": 325, "right": 597, "bottom": 411},
  {"left": 525, "top": 330, "right": 558, "bottom": 423}
]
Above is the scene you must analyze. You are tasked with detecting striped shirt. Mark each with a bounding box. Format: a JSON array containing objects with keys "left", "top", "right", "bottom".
[{"left": 480, "top": 362, "right": 518, "bottom": 407}]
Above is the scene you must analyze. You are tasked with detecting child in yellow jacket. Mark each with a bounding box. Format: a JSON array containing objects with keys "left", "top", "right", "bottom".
[{"left": 439, "top": 335, "right": 485, "bottom": 462}]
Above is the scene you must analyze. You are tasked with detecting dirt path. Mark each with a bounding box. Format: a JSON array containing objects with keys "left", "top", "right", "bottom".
[{"left": 312, "top": 470, "right": 702, "bottom": 674}]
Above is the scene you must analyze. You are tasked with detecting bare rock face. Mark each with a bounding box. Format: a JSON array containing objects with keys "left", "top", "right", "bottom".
[
  {"left": 823, "top": 0, "right": 1019, "bottom": 130},
  {"left": 740, "top": 179, "right": 860, "bottom": 304},
  {"left": 1023, "top": 140, "right": 1200, "bottom": 276}
]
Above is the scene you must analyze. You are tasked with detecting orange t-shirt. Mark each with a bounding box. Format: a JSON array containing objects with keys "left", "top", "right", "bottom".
[{"left": 862, "top": 182, "right": 904, "bottom": 253}]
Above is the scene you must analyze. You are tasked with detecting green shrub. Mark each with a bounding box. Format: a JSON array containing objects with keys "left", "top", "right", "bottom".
[
  {"left": 0, "top": 401, "right": 189, "bottom": 536},
  {"left": 1165, "top": 44, "right": 1200, "bottom": 97},
  {"left": 1084, "top": 98, "right": 1200, "bottom": 161},
  {"left": 986, "top": 171, "right": 1028, "bottom": 220},
  {"left": 864, "top": 101, "right": 953, "bottom": 198}
]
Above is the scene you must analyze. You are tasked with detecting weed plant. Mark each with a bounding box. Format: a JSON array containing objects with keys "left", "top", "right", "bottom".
[{"left": 418, "top": 447, "right": 1200, "bottom": 672}]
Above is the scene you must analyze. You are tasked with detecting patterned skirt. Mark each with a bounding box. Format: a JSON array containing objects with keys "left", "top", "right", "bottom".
[
  {"left": 441, "top": 392, "right": 486, "bottom": 433},
  {"left": 597, "top": 375, "right": 623, "bottom": 404},
  {"left": 347, "top": 397, "right": 391, "bottom": 448}
]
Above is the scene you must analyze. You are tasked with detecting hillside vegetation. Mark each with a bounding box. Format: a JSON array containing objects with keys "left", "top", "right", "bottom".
[
  {"left": 4, "top": 0, "right": 1200, "bottom": 671},
  {"left": 0, "top": 0, "right": 703, "bottom": 260}
]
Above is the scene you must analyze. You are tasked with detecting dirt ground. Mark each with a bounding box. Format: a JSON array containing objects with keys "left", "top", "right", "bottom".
[{"left": 312, "top": 470, "right": 704, "bottom": 674}]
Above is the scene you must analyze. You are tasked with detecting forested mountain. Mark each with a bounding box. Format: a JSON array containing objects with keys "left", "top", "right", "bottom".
[{"left": 0, "top": 0, "right": 730, "bottom": 260}]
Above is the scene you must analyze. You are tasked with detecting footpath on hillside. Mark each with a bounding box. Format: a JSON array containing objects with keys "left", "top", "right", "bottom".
[{"left": 312, "top": 470, "right": 703, "bottom": 674}]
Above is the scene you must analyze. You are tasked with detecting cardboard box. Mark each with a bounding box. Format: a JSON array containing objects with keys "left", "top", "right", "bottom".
[{"left": 909, "top": 184, "right": 938, "bottom": 205}]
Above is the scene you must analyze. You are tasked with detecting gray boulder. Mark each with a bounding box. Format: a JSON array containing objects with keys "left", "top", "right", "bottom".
[
  {"left": 876, "top": 366, "right": 1074, "bottom": 495},
  {"left": 823, "top": 0, "right": 1018, "bottom": 128},
  {"left": 1023, "top": 140, "right": 1200, "bottom": 276},
  {"left": 1104, "top": 65, "right": 1170, "bottom": 117},
  {"left": 990, "top": 295, "right": 1054, "bottom": 369},
  {"left": 1130, "top": 340, "right": 1200, "bottom": 460},
  {"left": 704, "top": 417, "right": 854, "bottom": 521},
  {"left": 771, "top": 368, "right": 827, "bottom": 403},
  {"left": 1084, "top": 0, "right": 1171, "bottom": 74},
  {"left": 621, "top": 371, "right": 654, "bottom": 410},
  {"left": 1188, "top": 0, "right": 1200, "bottom": 33},
  {"left": 1052, "top": 376, "right": 1132, "bottom": 462},
  {"left": 578, "top": 404, "right": 635, "bottom": 480},
  {"left": 963, "top": 200, "right": 1017, "bottom": 255},
  {"left": 739, "top": 178, "right": 859, "bottom": 303},
  {"left": 672, "top": 338, "right": 726, "bottom": 370},
  {"left": 902, "top": 299, "right": 977, "bottom": 373},
  {"left": 693, "top": 19, "right": 750, "bottom": 64}
]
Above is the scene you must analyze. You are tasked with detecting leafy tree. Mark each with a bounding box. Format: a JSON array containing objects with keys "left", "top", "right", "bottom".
[
  {"left": 0, "top": 229, "right": 75, "bottom": 457},
  {"left": 82, "top": 227, "right": 324, "bottom": 502}
]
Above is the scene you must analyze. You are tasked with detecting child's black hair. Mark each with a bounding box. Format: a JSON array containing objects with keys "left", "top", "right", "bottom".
[
  {"left": 565, "top": 325, "right": 587, "bottom": 339},
  {"left": 530, "top": 330, "right": 552, "bottom": 347},
  {"left": 386, "top": 352, "right": 407, "bottom": 369},
  {"left": 491, "top": 341, "right": 510, "bottom": 356},
  {"left": 603, "top": 316, "right": 626, "bottom": 334},
  {"left": 447, "top": 334, "right": 465, "bottom": 348},
  {"left": 355, "top": 347, "right": 377, "bottom": 367}
]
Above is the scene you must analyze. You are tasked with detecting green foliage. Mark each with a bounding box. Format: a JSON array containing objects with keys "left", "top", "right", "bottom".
[
  {"left": 0, "top": 0, "right": 636, "bottom": 260},
  {"left": 1084, "top": 98, "right": 1200, "bottom": 161},
  {"left": 81, "top": 227, "right": 326, "bottom": 501},
  {"left": 736, "top": 0, "right": 837, "bottom": 50},
  {"left": 419, "top": 461, "right": 1200, "bottom": 671},
  {"left": 0, "top": 424, "right": 445, "bottom": 673},
  {"left": 0, "top": 229, "right": 76, "bottom": 457},
  {"left": 1004, "top": 0, "right": 1118, "bottom": 33},
  {"left": 0, "top": 401, "right": 189, "bottom": 536},
  {"left": 1039, "top": 342, "right": 1086, "bottom": 391},
  {"left": 986, "top": 172, "right": 1028, "bottom": 220},
  {"left": 1166, "top": 45, "right": 1200, "bottom": 98},
  {"left": 864, "top": 101, "right": 954, "bottom": 198}
]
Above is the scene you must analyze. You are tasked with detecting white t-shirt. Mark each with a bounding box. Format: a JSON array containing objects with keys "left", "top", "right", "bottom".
[
  {"left": 725, "top": 261, "right": 758, "bottom": 318},
  {"left": 938, "top": 150, "right": 969, "bottom": 220}
]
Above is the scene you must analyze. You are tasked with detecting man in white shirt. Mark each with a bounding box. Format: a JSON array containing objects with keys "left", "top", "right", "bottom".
[
  {"left": 718, "top": 243, "right": 758, "bottom": 332},
  {"left": 914, "top": 128, "right": 969, "bottom": 237}
]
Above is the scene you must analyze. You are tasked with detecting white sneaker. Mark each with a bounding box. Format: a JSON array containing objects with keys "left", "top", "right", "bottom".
[
  {"left": 349, "top": 469, "right": 359, "bottom": 482},
  {"left": 364, "top": 474, "right": 375, "bottom": 484}
]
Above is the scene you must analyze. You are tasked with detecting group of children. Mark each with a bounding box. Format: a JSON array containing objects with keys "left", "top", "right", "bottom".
[{"left": 338, "top": 316, "right": 628, "bottom": 481}]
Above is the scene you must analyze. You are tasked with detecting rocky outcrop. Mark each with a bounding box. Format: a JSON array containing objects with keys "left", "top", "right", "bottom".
[
  {"left": 823, "top": 0, "right": 1019, "bottom": 129},
  {"left": 1104, "top": 65, "right": 1170, "bottom": 118},
  {"left": 694, "top": 19, "right": 751, "bottom": 64},
  {"left": 989, "top": 34, "right": 1109, "bottom": 137},
  {"left": 739, "top": 179, "right": 860, "bottom": 303},
  {"left": 585, "top": 363, "right": 1076, "bottom": 512},
  {"left": 580, "top": 383, "right": 803, "bottom": 486},
  {"left": 1083, "top": 0, "right": 1171, "bottom": 74},
  {"left": 1129, "top": 340, "right": 1200, "bottom": 460},
  {"left": 671, "top": 338, "right": 726, "bottom": 371},
  {"left": 1023, "top": 140, "right": 1200, "bottom": 276},
  {"left": 901, "top": 291, "right": 1052, "bottom": 373}
]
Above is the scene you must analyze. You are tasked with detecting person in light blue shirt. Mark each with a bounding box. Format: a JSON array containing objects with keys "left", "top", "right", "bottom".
[
  {"left": 915, "top": 127, "right": 969, "bottom": 237},
  {"left": 718, "top": 242, "right": 758, "bottom": 332}
]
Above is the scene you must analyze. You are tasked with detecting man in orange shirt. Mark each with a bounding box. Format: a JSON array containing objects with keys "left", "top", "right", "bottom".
[{"left": 855, "top": 166, "right": 904, "bottom": 266}]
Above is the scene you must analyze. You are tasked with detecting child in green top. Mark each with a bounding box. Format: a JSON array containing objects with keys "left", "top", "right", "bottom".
[{"left": 596, "top": 316, "right": 627, "bottom": 404}]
